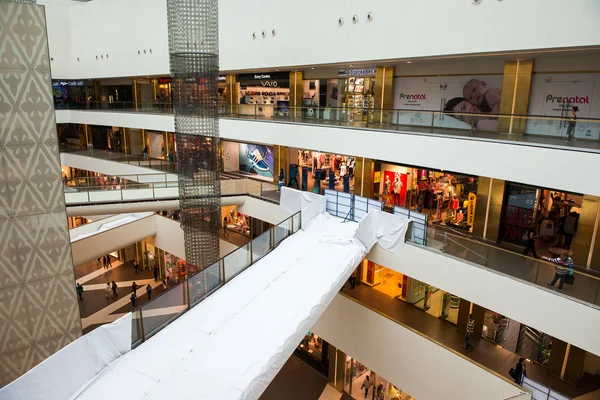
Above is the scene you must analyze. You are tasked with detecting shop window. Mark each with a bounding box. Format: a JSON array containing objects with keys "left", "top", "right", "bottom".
[
  {"left": 296, "top": 332, "right": 323, "bottom": 362},
  {"left": 375, "top": 164, "right": 478, "bottom": 232}
]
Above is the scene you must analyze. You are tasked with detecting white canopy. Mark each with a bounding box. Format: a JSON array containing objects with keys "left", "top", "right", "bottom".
[{"left": 1, "top": 204, "right": 408, "bottom": 400}]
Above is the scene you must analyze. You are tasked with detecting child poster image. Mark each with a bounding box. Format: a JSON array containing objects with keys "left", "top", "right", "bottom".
[
  {"left": 239, "top": 143, "right": 274, "bottom": 179},
  {"left": 383, "top": 171, "right": 407, "bottom": 207},
  {"left": 393, "top": 75, "right": 503, "bottom": 131}
]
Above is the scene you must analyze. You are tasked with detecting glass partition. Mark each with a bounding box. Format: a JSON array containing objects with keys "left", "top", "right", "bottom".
[
  {"left": 440, "top": 232, "right": 600, "bottom": 307},
  {"left": 292, "top": 211, "right": 301, "bottom": 233},
  {"left": 131, "top": 309, "right": 143, "bottom": 346},
  {"left": 251, "top": 230, "right": 272, "bottom": 262},
  {"left": 223, "top": 243, "right": 251, "bottom": 282},
  {"left": 139, "top": 283, "right": 187, "bottom": 338},
  {"left": 189, "top": 261, "right": 222, "bottom": 306},
  {"left": 274, "top": 216, "right": 292, "bottom": 245}
]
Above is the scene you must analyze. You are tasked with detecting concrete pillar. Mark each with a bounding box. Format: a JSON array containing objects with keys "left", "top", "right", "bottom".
[
  {"left": 374, "top": 66, "right": 395, "bottom": 124},
  {"left": 289, "top": 71, "right": 304, "bottom": 118},
  {"left": 498, "top": 60, "right": 534, "bottom": 134}
]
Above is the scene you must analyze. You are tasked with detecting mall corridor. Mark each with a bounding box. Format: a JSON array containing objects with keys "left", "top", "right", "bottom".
[{"left": 341, "top": 283, "right": 600, "bottom": 398}]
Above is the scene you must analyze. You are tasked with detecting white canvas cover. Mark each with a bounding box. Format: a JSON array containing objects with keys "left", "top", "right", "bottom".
[
  {"left": 3, "top": 207, "right": 408, "bottom": 400},
  {"left": 69, "top": 210, "right": 408, "bottom": 400},
  {"left": 0, "top": 314, "right": 132, "bottom": 400}
]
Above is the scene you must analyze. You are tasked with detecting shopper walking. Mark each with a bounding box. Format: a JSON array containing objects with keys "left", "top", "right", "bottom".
[
  {"left": 96, "top": 257, "right": 101, "bottom": 268},
  {"left": 545, "top": 254, "right": 573, "bottom": 292},
  {"left": 153, "top": 266, "right": 158, "bottom": 282},
  {"left": 361, "top": 375, "right": 373, "bottom": 399},
  {"left": 102, "top": 255, "right": 107, "bottom": 269},
  {"left": 512, "top": 358, "right": 527, "bottom": 385},
  {"left": 106, "top": 255, "right": 112, "bottom": 268},
  {"left": 142, "top": 145, "right": 148, "bottom": 160},
  {"left": 76, "top": 283, "right": 84, "bottom": 301},
  {"left": 162, "top": 279, "right": 168, "bottom": 290},
  {"left": 111, "top": 281, "right": 118, "bottom": 298},
  {"left": 522, "top": 226, "right": 539, "bottom": 258},
  {"left": 134, "top": 260, "right": 140, "bottom": 274},
  {"left": 563, "top": 211, "right": 579, "bottom": 250},
  {"left": 105, "top": 283, "right": 112, "bottom": 300},
  {"left": 223, "top": 217, "right": 229, "bottom": 238},
  {"left": 130, "top": 292, "right": 137, "bottom": 308},
  {"left": 348, "top": 269, "right": 357, "bottom": 289},
  {"left": 146, "top": 284, "right": 152, "bottom": 301},
  {"left": 132, "top": 281, "right": 138, "bottom": 294},
  {"left": 566, "top": 106, "right": 578, "bottom": 144},
  {"left": 464, "top": 314, "right": 475, "bottom": 351}
]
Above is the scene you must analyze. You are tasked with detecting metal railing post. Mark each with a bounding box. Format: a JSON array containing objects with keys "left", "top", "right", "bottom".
[
  {"left": 185, "top": 278, "right": 191, "bottom": 310},
  {"left": 221, "top": 259, "right": 227, "bottom": 284},
  {"left": 139, "top": 308, "right": 147, "bottom": 342},
  {"left": 250, "top": 239, "right": 254, "bottom": 264}
]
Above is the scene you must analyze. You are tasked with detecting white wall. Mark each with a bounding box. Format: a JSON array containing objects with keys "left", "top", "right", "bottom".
[
  {"left": 312, "top": 295, "right": 528, "bottom": 400},
  {"left": 40, "top": 0, "right": 169, "bottom": 79},
  {"left": 220, "top": 119, "right": 600, "bottom": 197},
  {"left": 60, "top": 152, "right": 177, "bottom": 182},
  {"left": 223, "top": 141, "right": 240, "bottom": 172},
  {"left": 219, "top": 0, "right": 600, "bottom": 71},
  {"left": 55, "top": 110, "right": 174, "bottom": 132},
  {"left": 367, "top": 243, "right": 600, "bottom": 358},
  {"left": 71, "top": 213, "right": 157, "bottom": 265},
  {"left": 237, "top": 196, "right": 292, "bottom": 226}
]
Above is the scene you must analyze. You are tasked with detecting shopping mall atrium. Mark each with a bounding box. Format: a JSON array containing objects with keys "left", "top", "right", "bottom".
[{"left": 1, "top": 0, "right": 600, "bottom": 399}]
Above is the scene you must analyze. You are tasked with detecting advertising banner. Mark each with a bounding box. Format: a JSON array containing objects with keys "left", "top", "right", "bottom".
[
  {"left": 525, "top": 73, "right": 600, "bottom": 139},
  {"left": 393, "top": 75, "right": 503, "bottom": 131},
  {"left": 382, "top": 171, "right": 407, "bottom": 207},
  {"left": 239, "top": 143, "right": 274, "bottom": 179}
]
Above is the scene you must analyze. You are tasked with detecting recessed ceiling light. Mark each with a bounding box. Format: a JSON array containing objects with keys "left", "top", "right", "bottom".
[
  {"left": 407, "top": 61, "right": 412, "bottom": 64},
  {"left": 311, "top": 67, "right": 315, "bottom": 70},
  {"left": 349, "top": 64, "right": 353, "bottom": 67}
]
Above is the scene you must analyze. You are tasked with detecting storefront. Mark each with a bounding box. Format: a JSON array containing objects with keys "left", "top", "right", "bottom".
[
  {"left": 374, "top": 162, "right": 479, "bottom": 232},
  {"left": 222, "top": 140, "right": 275, "bottom": 181},
  {"left": 52, "top": 80, "right": 88, "bottom": 108},
  {"left": 499, "top": 182, "right": 586, "bottom": 263},
  {"left": 358, "top": 260, "right": 460, "bottom": 325},
  {"left": 165, "top": 252, "right": 187, "bottom": 284},
  {"left": 238, "top": 72, "right": 290, "bottom": 117},
  {"left": 338, "top": 68, "right": 376, "bottom": 123},
  {"left": 337, "top": 353, "right": 414, "bottom": 400},
  {"left": 287, "top": 148, "right": 355, "bottom": 193},
  {"left": 295, "top": 332, "right": 329, "bottom": 376}
]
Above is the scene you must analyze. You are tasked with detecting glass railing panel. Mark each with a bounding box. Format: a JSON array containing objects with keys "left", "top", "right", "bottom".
[
  {"left": 292, "top": 211, "right": 301, "bottom": 233},
  {"left": 189, "top": 261, "right": 222, "bottom": 306},
  {"left": 251, "top": 230, "right": 272, "bottom": 262},
  {"left": 131, "top": 309, "right": 143, "bottom": 346},
  {"left": 139, "top": 282, "right": 187, "bottom": 338},
  {"left": 441, "top": 233, "right": 600, "bottom": 306},
  {"left": 223, "top": 243, "right": 251, "bottom": 281},
  {"left": 274, "top": 217, "right": 292, "bottom": 245}
]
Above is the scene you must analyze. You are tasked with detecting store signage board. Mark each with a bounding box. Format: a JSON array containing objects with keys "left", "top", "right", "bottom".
[
  {"left": 52, "top": 80, "right": 85, "bottom": 87},
  {"left": 338, "top": 69, "right": 376, "bottom": 77},
  {"left": 238, "top": 71, "right": 290, "bottom": 87}
]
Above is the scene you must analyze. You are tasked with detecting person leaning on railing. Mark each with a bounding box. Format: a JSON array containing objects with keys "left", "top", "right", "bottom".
[{"left": 543, "top": 253, "right": 574, "bottom": 292}]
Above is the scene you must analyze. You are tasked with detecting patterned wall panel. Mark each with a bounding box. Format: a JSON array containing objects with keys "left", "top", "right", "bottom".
[{"left": 0, "top": 2, "right": 81, "bottom": 386}]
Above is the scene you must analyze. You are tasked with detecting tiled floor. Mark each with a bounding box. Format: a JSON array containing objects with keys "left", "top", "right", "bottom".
[{"left": 342, "top": 283, "right": 600, "bottom": 398}]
